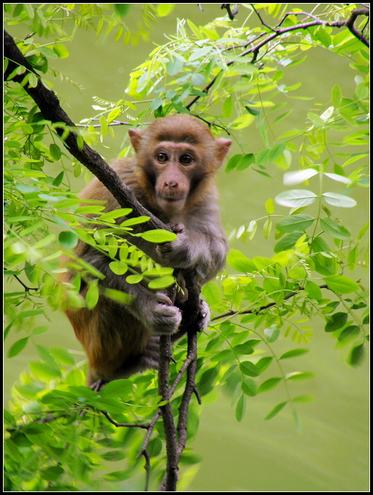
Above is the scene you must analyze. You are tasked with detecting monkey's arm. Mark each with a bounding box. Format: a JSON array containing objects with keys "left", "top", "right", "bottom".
[
  {"left": 157, "top": 223, "right": 227, "bottom": 283},
  {"left": 79, "top": 245, "right": 182, "bottom": 335}
]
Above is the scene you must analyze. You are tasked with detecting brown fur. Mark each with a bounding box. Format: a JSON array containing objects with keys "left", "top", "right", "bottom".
[{"left": 62, "top": 115, "right": 231, "bottom": 387}]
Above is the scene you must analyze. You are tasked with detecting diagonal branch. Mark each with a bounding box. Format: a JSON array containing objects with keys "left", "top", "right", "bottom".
[{"left": 4, "top": 30, "right": 168, "bottom": 263}]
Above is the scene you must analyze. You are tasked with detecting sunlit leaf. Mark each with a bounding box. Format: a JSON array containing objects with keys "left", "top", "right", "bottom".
[
  {"left": 275, "top": 189, "right": 317, "bottom": 208},
  {"left": 322, "top": 192, "right": 357, "bottom": 208},
  {"left": 283, "top": 168, "right": 318, "bottom": 185}
]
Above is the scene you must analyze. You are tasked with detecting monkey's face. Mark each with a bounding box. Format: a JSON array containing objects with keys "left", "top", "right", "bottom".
[
  {"left": 128, "top": 116, "right": 231, "bottom": 215},
  {"left": 150, "top": 142, "right": 198, "bottom": 213}
]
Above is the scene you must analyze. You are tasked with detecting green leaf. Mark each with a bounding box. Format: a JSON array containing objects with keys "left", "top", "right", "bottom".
[
  {"left": 102, "top": 450, "right": 126, "bottom": 461},
  {"left": 50, "top": 347, "right": 75, "bottom": 366},
  {"left": 274, "top": 231, "right": 304, "bottom": 252},
  {"left": 325, "top": 275, "right": 360, "bottom": 294},
  {"left": 137, "top": 229, "right": 177, "bottom": 243},
  {"left": 264, "top": 325, "right": 280, "bottom": 343},
  {"left": 275, "top": 189, "right": 317, "bottom": 208},
  {"left": 101, "top": 379, "right": 132, "bottom": 397},
  {"left": 348, "top": 344, "right": 365, "bottom": 366},
  {"left": 265, "top": 198, "right": 275, "bottom": 215},
  {"left": 156, "top": 4, "right": 174, "bottom": 16},
  {"left": 325, "top": 312, "right": 348, "bottom": 332},
  {"left": 42, "top": 465, "right": 64, "bottom": 481},
  {"left": 227, "top": 249, "right": 256, "bottom": 272},
  {"left": 114, "top": 4, "right": 130, "bottom": 17},
  {"left": 86, "top": 281, "right": 99, "bottom": 310},
  {"left": 120, "top": 216, "right": 150, "bottom": 227},
  {"left": 239, "top": 361, "right": 259, "bottom": 377},
  {"left": 241, "top": 378, "right": 257, "bottom": 396},
  {"left": 105, "top": 471, "right": 131, "bottom": 482},
  {"left": 255, "top": 356, "right": 273, "bottom": 373},
  {"left": 100, "top": 208, "right": 132, "bottom": 221},
  {"left": 53, "top": 44, "right": 69, "bottom": 58},
  {"left": 52, "top": 171, "right": 64, "bottom": 186},
  {"left": 258, "top": 377, "right": 282, "bottom": 393},
  {"left": 29, "top": 361, "right": 61, "bottom": 380},
  {"left": 231, "top": 113, "right": 255, "bottom": 130},
  {"left": 103, "top": 288, "right": 133, "bottom": 304},
  {"left": 320, "top": 105, "right": 334, "bottom": 121},
  {"left": 320, "top": 217, "right": 351, "bottom": 239},
  {"left": 293, "top": 395, "right": 314, "bottom": 403},
  {"left": 126, "top": 274, "right": 143, "bottom": 284},
  {"left": 279, "top": 348, "right": 309, "bottom": 360},
  {"left": 148, "top": 275, "right": 175, "bottom": 290},
  {"left": 235, "top": 394, "right": 246, "bottom": 422},
  {"left": 283, "top": 168, "right": 318, "bottom": 185},
  {"left": 166, "top": 57, "right": 184, "bottom": 76},
  {"left": 338, "top": 325, "right": 360, "bottom": 343},
  {"left": 199, "top": 367, "right": 219, "bottom": 395},
  {"left": 265, "top": 401, "right": 287, "bottom": 420},
  {"left": 285, "top": 371, "right": 314, "bottom": 381},
  {"left": 225, "top": 153, "right": 255, "bottom": 172},
  {"left": 7, "top": 337, "right": 29, "bottom": 358},
  {"left": 58, "top": 231, "right": 78, "bottom": 249},
  {"left": 324, "top": 172, "right": 351, "bottom": 185},
  {"left": 305, "top": 280, "right": 322, "bottom": 301},
  {"left": 109, "top": 261, "right": 128, "bottom": 275},
  {"left": 322, "top": 192, "right": 357, "bottom": 208},
  {"left": 107, "top": 108, "right": 121, "bottom": 123},
  {"left": 276, "top": 214, "right": 314, "bottom": 233}
]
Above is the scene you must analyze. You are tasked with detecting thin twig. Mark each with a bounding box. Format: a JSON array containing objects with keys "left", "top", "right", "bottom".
[
  {"left": 186, "top": 6, "right": 369, "bottom": 110},
  {"left": 76, "top": 120, "right": 131, "bottom": 128},
  {"left": 142, "top": 449, "right": 151, "bottom": 491},
  {"left": 100, "top": 410, "right": 149, "bottom": 429},
  {"left": 211, "top": 284, "right": 329, "bottom": 322},
  {"left": 12, "top": 273, "right": 38, "bottom": 292}
]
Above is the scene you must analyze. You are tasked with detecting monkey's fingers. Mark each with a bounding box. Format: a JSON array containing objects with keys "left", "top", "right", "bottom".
[
  {"left": 152, "top": 304, "right": 182, "bottom": 335},
  {"left": 170, "top": 223, "right": 185, "bottom": 234},
  {"left": 155, "top": 292, "right": 173, "bottom": 306}
]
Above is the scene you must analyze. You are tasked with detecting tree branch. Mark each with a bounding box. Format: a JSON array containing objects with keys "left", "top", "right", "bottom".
[
  {"left": 186, "top": 6, "right": 369, "bottom": 109},
  {"left": 5, "top": 29, "right": 203, "bottom": 492},
  {"left": 4, "top": 30, "right": 167, "bottom": 264},
  {"left": 158, "top": 336, "right": 178, "bottom": 491}
]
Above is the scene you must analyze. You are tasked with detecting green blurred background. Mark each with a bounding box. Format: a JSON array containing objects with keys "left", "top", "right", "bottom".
[{"left": 5, "top": 4, "right": 369, "bottom": 491}]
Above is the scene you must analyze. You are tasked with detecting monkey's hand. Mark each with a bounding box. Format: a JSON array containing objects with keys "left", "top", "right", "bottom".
[
  {"left": 141, "top": 292, "right": 182, "bottom": 335},
  {"left": 156, "top": 223, "right": 191, "bottom": 268},
  {"left": 197, "top": 298, "right": 210, "bottom": 331}
]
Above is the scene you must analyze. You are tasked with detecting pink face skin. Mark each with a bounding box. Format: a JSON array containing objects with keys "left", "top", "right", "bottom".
[
  {"left": 152, "top": 142, "right": 197, "bottom": 213},
  {"left": 128, "top": 126, "right": 232, "bottom": 215}
]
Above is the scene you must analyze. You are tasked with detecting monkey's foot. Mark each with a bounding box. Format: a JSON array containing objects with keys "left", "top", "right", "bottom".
[
  {"left": 89, "top": 378, "right": 107, "bottom": 392},
  {"left": 197, "top": 299, "right": 210, "bottom": 331},
  {"left": 150, "top": 292, "right": 182, "bottom": 335}
]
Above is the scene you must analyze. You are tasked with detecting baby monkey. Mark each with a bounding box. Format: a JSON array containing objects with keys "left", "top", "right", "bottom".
[{"left": 63, "top": 114, "right": 231, "bottom": 389}]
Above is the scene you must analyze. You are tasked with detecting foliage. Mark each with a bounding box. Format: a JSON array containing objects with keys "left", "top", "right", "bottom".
[{"left": 4, "top": 3, "right": 369, "bottom": 491}]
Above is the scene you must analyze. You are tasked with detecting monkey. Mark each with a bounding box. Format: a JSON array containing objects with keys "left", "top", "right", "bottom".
[{"left": 62, "top": 114, "right": 231, "bottom": 390}]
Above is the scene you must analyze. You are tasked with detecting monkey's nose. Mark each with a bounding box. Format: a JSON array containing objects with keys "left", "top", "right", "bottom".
[{"left": 165, "top": 181, "right": 178, "bottom": 189}]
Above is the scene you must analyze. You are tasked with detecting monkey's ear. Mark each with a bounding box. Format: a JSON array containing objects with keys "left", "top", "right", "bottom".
[
  {"left": 128, "top": 129, "right": 143, "bottom": 152},
  {"left": 215, "top": 138, "right": 232, "bottom": 165}
]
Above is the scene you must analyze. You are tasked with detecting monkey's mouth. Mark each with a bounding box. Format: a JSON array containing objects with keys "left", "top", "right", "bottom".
[{"left": 158, "top": 193, "right": 186, "bottom": 203}]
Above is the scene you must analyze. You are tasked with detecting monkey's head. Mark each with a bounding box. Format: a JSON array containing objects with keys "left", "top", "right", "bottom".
[{"left": 128, "top": 115, "right": 231, "bottom": 214}]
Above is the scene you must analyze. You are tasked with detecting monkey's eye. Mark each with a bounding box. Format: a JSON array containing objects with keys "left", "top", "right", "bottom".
[
  {"left": 179, "top": 154, "right": 193, "bottom": 165},
  {"left": 156, "top": 152, "right": 169, "bottom": 163}
]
